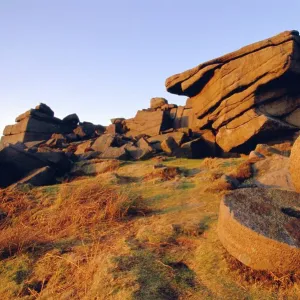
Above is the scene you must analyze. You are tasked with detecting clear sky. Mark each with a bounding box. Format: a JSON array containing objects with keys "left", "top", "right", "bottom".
[{"left": 1, "top": 0, "right": 300, "bottom": 135}]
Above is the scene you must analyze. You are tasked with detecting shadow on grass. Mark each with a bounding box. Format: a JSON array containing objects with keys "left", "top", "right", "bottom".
[
  {"left": 223, "top": 248, "right": 300, "bottom": 291},
  {"left": 113, "top": 247, "right": 199, "bottom": 300},
  {"left": 180, "top": 168, "right": 202, "bottom": 177},
  {"left": 175, "top": 182, "right": 196, "bottom": 190},
  {"left": 144, "top": 193, "right": 172, "bottom": 207},
  {"left": 172, "top": 215, "right": 216, "bottom": 237}
]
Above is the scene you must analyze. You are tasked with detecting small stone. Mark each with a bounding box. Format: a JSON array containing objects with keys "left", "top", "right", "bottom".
[
  {"left": 249, "top": 151, "right": 265, "bottom": 160},
  {"left": 161, "top": 136, "right": 178, "bottom": 155},
  {"left": 91, "top": 134, "right": 116, "bottom": 152},
  {"left": 75, "top": 140, "right": 93, "bottom": 155},
  {"left": 111, "top": 118, "right": 125, "bottom": 124},
  {"left": 100, "top": 146, "right": 128, "bottom": 160},
  {"left": 150, "top": 97, "right": 168, "bottom": 109}
]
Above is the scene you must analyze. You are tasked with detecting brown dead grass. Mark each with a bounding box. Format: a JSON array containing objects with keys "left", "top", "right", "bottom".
[
  {"left": 229, "top": 160, "right": 253, "bottom": 182},
  {"left": 144, "top": 166, "right": 181, "bottom": 181},
  {"left": 205, "top": 176, "right": 235, "bottom": 193},
  {"left": 0, "top": 181, "right": 148, "bottom": 259},
  {"left": 225, "top": 250, "right": 300, "bottom": 290}
]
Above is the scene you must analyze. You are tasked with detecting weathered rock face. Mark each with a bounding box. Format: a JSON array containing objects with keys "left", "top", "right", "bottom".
[
  {"left": 73, "top": 122, "right": 103, "bottom": 139},
  {"left": 166, "top": 30, "right": 300, "bottom": 152},
  {"left": 218, "top": 188, "right": 300, "bottom": 272},
  {"left": 0, "top": 103, "right": 80, "bottom": 148},
  {"left": 70, "top": 159, "right": 121, "bottom": 176},
  {"left": 125, "top": 110, "right": 172, "bottom": 137},
  {"left": 253, "top": 154, "right": 295, "bottom": 190},
  {"left": 289, "top": 135, "right": 300, "bottom": 192},
  {"left": 0, "top": 144, "right": 71, "bottom": 188},
  {"left": 14, "top": 166, "right": 56, "bottom": 187},
  {"left": 150, "top": 97, "right": 168, "bottom": 109}
]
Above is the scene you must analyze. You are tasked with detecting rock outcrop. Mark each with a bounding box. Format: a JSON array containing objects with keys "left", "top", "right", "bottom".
[
  {"left": 1, "top": 104, "right": 77, "bottom": 148},
  {"left": 3, "top": 31, "right": 300, "bottom": 187},
  {"left": 0, "top": 101, "right": 219, "bottom": 187},
  {"left": 0, "top": 143, "right": 72, "bottom": 188},
  {"left": 166, "top": 30, "right": 300, "bottom": 152},
  {"left": 218, "top": 188, "right": 300, "bottom": 272},
  {"left": 0, "top": 104, "right": 107, "bottom": 150}
]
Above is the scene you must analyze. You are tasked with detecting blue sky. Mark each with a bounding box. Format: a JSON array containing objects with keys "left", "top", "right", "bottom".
[{"left": 1, "top": 0, "right": 300, "bottom": 134}]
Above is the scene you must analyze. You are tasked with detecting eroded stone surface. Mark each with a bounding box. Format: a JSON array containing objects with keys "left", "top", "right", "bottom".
[
  {"left": 165, "top": 30, "right": 300, "bottom": 152},
  {"left": 218, "top": 188, "right": 300, "bottom": 272},
  {"left": 253, "top": 155, "right": 294, "bottom": 190},
  {"left": 289, "top": 135, "right": 300, "bottom": 192},
  {"left": 125, "top": 110, "right": 171, "bottom": 137}
]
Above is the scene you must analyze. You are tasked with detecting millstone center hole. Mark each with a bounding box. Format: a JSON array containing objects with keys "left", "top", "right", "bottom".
[{"left": 281, "top": 207, "right": 300, "bottom": 219}]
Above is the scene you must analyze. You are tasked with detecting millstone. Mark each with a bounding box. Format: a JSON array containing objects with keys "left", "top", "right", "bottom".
[{"left": 218, "top": 188, "right": 300, "bottom": 273}]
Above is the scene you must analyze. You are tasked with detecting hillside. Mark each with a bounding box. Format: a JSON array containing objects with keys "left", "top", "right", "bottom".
[
  {"left": 1, "top": 30, "right": 300, "bottom": 300},
  {"left": 1, "top": 154, "right": 299, "bottom": 300}
]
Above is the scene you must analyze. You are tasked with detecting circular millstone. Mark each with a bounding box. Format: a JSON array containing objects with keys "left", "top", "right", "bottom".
[{"left": 218, "top": 188, "right": 300, "bottom": 273}]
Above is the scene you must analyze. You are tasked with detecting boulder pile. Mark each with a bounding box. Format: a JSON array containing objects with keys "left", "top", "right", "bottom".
[
  {"left": 166, "top": 30, "right": 300, "bottom": 152},
  {"left": 2, "top": 30, "right": 300, "bottom": 190},
  {"left": 0, "top": 100, "right": 218, "bottom": 187}
]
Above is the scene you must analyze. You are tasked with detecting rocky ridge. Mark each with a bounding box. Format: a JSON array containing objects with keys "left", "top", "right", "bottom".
[
  {"left": 166, "top": 30, "right": 300, "bottom": 152},
  {"left": 0, "top": 99, "right": 218, "bottom": 188}
]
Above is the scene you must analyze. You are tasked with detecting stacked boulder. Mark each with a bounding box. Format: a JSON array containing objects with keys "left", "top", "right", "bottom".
[
  {"left": 123, "top": 97, "right": 217, "bottom": 158},
  {"left": 0, "top": 103, "right": 80, "bottom": 149},
  {"left": 124, "top": 97, "right": 196, "bottom": 137},
  {"left": 0, "top": 100, "right": 219, "bottom": 188},
  {"left": 166, "top": 30, "right": 300, "bottom": 152},
  {"left": 0, "top": 103, "right": 107, "bottom": 188}
]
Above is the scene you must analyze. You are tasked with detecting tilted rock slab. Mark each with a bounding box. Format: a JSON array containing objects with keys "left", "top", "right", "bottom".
[
  {"left": 166, "top": 30, "right": 300, "bottom": 152},
  {"left": 0, "top": 144, "right": 71, "bottom": 188},
  {"left": 125, "top": 110, "right": 172, "bottom": 137},
  {"left": 218, "top": 188, "right": 300, "bottom": 272}
]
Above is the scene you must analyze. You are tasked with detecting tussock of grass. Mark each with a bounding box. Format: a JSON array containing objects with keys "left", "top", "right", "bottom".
[
  {"left": 0, "top": 181, "right": 148, "bottom": 259},
  {"left": 144, "top": 166, "right": 181, "bottom": 181},
  {"left": 205, "top": 176, "right": 236, "bottom": 193},
  {"left": 229, "top": 160, "right": 253, "bottom": 182}
]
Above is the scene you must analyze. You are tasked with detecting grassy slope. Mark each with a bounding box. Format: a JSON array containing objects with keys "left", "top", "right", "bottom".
[{"left": 0, "top": 157, "right": 299, "bottom": 300}]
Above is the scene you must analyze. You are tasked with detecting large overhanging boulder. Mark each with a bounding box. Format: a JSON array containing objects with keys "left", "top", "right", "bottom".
[{"left": 165, "top": 30, "right": 300, "bottom": 152}]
